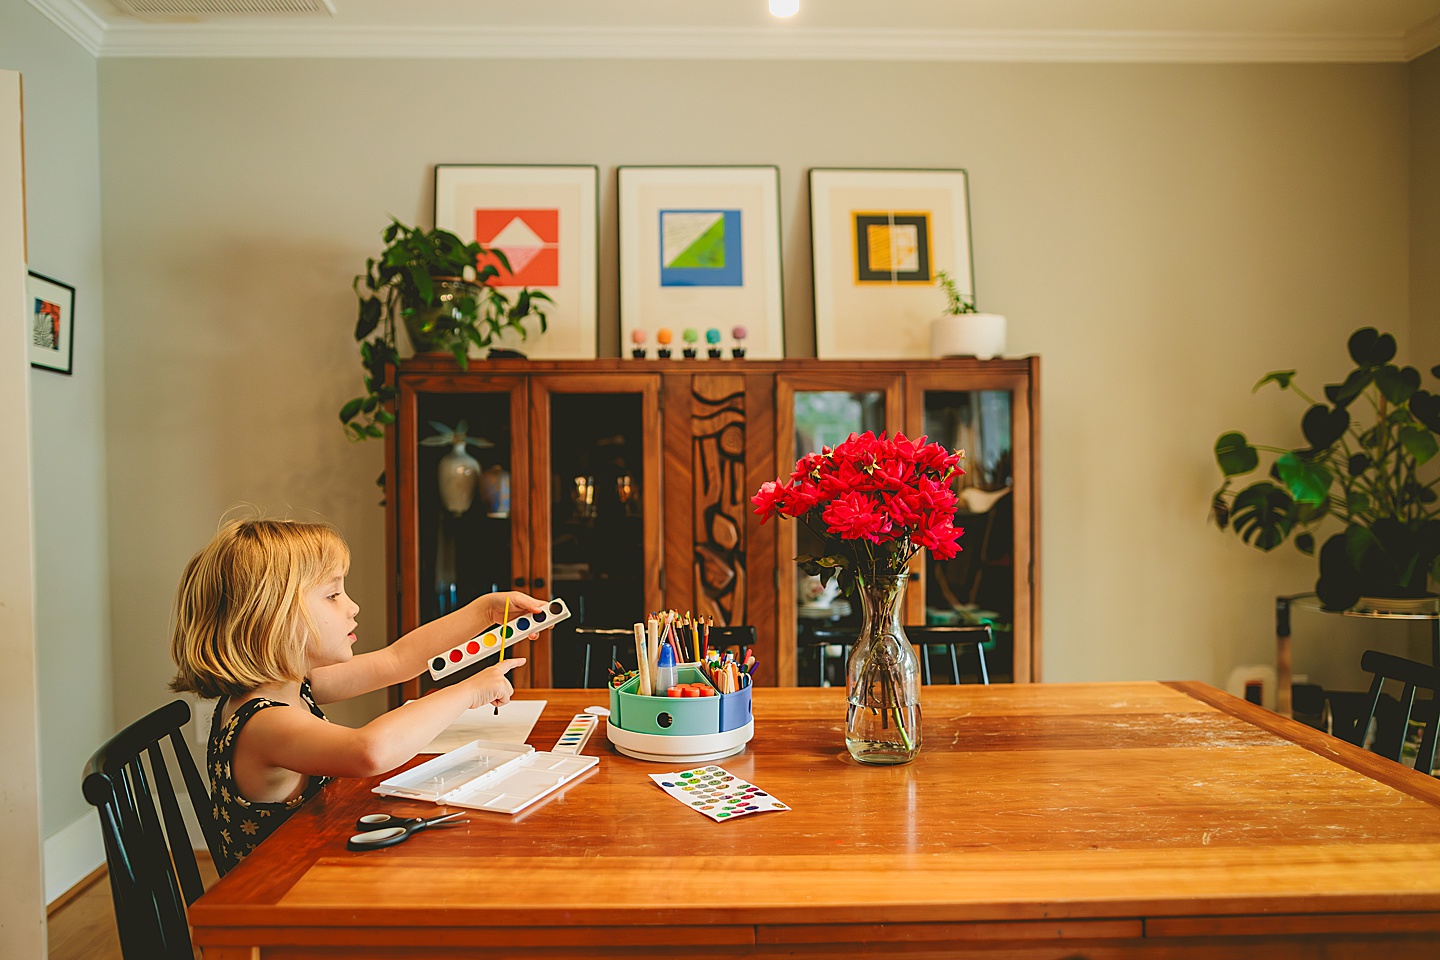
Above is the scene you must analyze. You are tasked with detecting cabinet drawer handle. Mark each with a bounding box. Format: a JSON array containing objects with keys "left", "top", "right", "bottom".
[
  {"left": 514, "top": 577, "right": 528, "bottom": 588},
  {"left": 533, "top": 577, "right": 546, "bottom": 589}
]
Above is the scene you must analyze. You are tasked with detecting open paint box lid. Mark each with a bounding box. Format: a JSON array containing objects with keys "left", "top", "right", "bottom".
[{"left": 372, "top": 739, "right": 597, "bottom": 815}]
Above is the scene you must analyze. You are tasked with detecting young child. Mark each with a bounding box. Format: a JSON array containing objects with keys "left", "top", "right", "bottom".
[{"left": 170, "top": 518, "right": 543, "bottom": 870}]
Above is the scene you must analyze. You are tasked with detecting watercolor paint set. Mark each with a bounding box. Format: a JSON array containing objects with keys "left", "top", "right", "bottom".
[
  {"left": 650, "top": 765, "right": 789, "bottom": 822},
  {"left": 428, "top": 598, "right": 572, "bottom": 681},
  {"left": 372, "top": 738, "right": 596, "bottom": 815}
]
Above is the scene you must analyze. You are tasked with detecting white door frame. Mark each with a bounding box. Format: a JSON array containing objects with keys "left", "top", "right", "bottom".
[{"left": 0, "top": 68, "right": 48, "bottom": 959}]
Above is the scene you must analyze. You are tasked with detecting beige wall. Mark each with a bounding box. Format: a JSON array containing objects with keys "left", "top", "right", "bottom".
[
  {"left": 1411, "top": 48, "right": 1440, "bottom": 665},
  {"left": 1413, "top": 49, "right": 1440, "bottom": 397},
  {"left": 95, "top": 57, "right": 1415, "bottom": 724},
  {"left": 0, "top": 65, "right": 48, "bottom": 960},
  {"left": 1, "top": 0, "right": 112, "bottom": 857}
]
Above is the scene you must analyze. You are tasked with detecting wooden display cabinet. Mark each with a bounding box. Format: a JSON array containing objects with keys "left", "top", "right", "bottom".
[{"left": 385, "top": 356, "right": 1039, "bottom": 702}]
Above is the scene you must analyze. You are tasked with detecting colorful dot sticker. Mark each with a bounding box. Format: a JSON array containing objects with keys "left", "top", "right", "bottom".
[{"left": 649, "top": 766, "right": 789, "bottom": 823}]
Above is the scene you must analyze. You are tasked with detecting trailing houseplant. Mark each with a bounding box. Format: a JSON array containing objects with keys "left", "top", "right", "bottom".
[
  {"left": 752, "top": 431, "right": 965, "bottom": 764},
  {"left": 339, "top": 219, "right": 551, "bottom": 441},
  {"left": 1211, "top": 327, "right": 1440, "bottom": 611}
]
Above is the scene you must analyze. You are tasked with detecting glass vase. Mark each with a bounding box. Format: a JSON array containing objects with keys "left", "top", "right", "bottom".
[{"left": 845, "top": 572, "right": 922, "bottom": 764}]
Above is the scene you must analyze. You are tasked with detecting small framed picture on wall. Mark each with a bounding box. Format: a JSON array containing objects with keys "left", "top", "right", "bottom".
[
  {"left": 809, "top": 168, "right": 973, "bottom": 359},
  {"left": 27, "top": 271, "right": 75, "bottom": 375},
  {"left": 618, "top": 165, "right": 785, "bottom": 359},
  {"left": 434, "top": 164, "right": 599, "bottom": 359}
]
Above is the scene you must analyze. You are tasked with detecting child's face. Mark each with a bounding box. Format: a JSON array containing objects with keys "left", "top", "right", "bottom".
[{"left": 304, "top": 568, "right": 360, "bottom": 669}]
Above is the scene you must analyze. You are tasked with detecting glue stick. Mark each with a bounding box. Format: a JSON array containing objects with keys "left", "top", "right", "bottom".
[{"left": 655, "top": 643, "right": 677, "bottom": 695}]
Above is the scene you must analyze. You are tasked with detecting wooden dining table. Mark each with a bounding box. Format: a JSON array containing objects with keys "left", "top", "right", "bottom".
[{"left": 189, "top": 682, "right": 1440, "bottom": 959}]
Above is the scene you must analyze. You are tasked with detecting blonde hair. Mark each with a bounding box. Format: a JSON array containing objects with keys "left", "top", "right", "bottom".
[{"left": 170, "top": 518, "right": 350, "bottom": 700}]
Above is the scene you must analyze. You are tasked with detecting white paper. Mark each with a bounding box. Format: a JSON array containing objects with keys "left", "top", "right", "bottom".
[{"left": 416, "top": 699, "right": 546, "bottom": 754}]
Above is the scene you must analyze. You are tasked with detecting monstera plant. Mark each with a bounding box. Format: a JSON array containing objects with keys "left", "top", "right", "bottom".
[{"left": 1211, "top": 328, "right": 1440, "bottom": 610}]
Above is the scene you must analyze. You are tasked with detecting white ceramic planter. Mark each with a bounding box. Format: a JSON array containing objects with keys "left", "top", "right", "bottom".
[{"left": 930, "top": 313, "right": 1007, "bottom": 360}]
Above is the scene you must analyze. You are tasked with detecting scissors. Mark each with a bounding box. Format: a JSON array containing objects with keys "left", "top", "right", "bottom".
[{"left": 347, "top": 811, "right": 468, "bottom": 851}]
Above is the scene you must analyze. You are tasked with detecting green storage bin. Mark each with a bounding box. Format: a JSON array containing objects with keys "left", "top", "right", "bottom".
[{"left": 613, "top": 666, "right": 720, "bottom": 736}]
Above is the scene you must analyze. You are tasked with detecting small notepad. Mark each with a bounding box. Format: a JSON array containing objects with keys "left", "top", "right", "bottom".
[
  {"left": 416, "top": 699, "right": 546, "bottom": 754},
  {"left": 649, "top": 765, "right": 789, "bottom": 822}
]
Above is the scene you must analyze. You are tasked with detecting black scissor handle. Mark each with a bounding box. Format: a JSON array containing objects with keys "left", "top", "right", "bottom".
[
  {"left": 354, "top": 813, "right": 422, "bottom": 832},
  {"left": 347, "top": 825, "right": 412, "bottom": 850},
  {"left": 347, "top": 811, "right": 467, "bottom": 851}
]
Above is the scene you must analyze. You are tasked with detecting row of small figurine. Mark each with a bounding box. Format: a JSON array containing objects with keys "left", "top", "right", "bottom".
[{"left": 630, "top": 326, "right": 748, "bottom": 359}]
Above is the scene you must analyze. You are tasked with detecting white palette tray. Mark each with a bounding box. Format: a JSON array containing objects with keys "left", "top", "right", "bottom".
[{"left": 373, "top": 738, "right": 596, "bottom": 815}]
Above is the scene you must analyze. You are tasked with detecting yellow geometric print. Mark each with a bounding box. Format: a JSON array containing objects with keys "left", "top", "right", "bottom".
[{"left": 865, "top": 223, "right": 920, "bottom": 273}]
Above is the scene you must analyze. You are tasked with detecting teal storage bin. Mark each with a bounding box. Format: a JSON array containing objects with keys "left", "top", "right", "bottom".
[{"left": 613, "top": 666, "right": 721, "bottom": 736}]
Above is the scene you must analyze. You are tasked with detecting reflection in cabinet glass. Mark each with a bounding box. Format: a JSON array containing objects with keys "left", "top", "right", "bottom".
[
  {"left": 793, "top": 390, "right": 885, "bottom": 687},
  {"left": 922, "top": 389, "right": 1014, "bottom": 682},
  {"left": 547, "top": 393, "right": 646, "bottom": 687},
  {"left": 416, "top": 392, "right": 513, "bottom": 627}
]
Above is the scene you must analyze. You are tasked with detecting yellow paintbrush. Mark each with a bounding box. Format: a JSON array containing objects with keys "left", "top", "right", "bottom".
[{"left": 494, "top": 594, "right": 511, "bottom": 715}]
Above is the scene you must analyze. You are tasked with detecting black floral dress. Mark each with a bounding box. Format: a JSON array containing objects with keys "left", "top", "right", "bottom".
[{"left": 208, "top": 680, "right": 331, "bottom": 872}]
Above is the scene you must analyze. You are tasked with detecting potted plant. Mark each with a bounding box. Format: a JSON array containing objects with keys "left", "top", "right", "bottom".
[
  {"left": 1210, "top": 327, "right": 1440, "bottom": 611},
  {"left": 929, "top": 270, "right": 1006, "bottom": 360},
  {"left": 338, "top": 219, "right": 552, "bottom": 440}
]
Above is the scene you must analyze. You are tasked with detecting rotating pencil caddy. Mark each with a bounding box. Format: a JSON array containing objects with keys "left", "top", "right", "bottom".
[{"left": 605, "top": 665, "right": 753, "bottom": 763}]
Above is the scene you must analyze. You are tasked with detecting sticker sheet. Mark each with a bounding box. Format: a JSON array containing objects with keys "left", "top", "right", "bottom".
[{"left": 649, "top": 765, "right": 789, "bottom": 821}]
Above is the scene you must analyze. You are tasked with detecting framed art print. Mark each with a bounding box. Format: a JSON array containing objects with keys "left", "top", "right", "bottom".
[
  {"left": 27, "top": 271, "right": 74, "bottom": 375},
  {"left": 618, "top": 165, "right": 784, "bottom": 360},
  {"left": 809, "top": 168, "right": 973, "bottom": 359},
  {"left": 434, "top": 164, "right": 598, "bottom": 359}
]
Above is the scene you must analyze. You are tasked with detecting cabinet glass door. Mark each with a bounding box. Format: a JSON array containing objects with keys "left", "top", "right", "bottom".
[
  {"left": 531, "top": 375, "right": 662, "bottom": 687},
  {"left": 397, "top": 374, "right": 529, "bottom": 700},
  {"left": 775, "top": 375, "right": 903, "bottom": 686},
  {"left": 907, "top": 370, "right": 1035, "bottom": 682}
]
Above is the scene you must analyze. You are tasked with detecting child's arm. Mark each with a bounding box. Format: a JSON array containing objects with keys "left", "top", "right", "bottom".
[
  {"left": 239, "top": 658, "right": 527, "bottom": 779},
  {"left": 309, "top": 591, "right": 547, "bottom": 704}
]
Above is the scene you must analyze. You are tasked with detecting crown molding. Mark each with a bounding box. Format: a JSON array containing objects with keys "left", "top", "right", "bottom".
[
  {"left": 1405, "top": 13, "right": 1440, "bottom": 60},
  {"left": 26, "top": 0, "right": 106, "bottom": 57},
  {"left": 21, "top": 7, "right": 1422, "bottom": 64}
]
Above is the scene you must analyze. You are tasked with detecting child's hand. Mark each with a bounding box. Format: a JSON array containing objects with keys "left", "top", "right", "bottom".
[
  {"left": 472, "top": 591, "right": 547, "bottom": 628},
  {"left": 466, "top": 658, "right": 526, "bottom": 709}
]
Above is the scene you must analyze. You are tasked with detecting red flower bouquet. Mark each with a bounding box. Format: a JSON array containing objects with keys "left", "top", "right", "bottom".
[
  {"left": 752, "top": 430, "right": 965, "bottom": 765},
  {"left": 751, "top": 430, "right": 965, "bottom": 593}
]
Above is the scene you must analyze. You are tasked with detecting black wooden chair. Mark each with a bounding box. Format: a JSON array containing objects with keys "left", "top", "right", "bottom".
[
  {"left": 907, "top": 625, "right": 993, "bottom": 685},
  {"left": 1349, "top": 650, "right": 1440, "bottom": 776},
  {"left": 82, "top": 699, "right": 225, "bottom": 960},
  {"left": 703, "top": 625, "right": 758, "bottom": 658}
]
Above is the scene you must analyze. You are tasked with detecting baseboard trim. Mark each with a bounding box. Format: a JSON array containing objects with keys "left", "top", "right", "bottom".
[
  {"left": 46, "top": 863, "right": 106, "bottom": 916},
  {"left": 45, "top": 848, "right": 215, "bottom": 916},
  {"left": 43, "top": 810, "right": 105, "bottom": 907}
]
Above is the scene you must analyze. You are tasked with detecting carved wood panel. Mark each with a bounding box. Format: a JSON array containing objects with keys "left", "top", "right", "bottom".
[{"left": 692, "top": 375, "right": 746, "bottom": 626}]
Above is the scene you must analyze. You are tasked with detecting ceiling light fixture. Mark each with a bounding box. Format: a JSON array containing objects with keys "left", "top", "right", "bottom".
[{"left": 769, "top": 0, "right": 799, "bottom": 19}]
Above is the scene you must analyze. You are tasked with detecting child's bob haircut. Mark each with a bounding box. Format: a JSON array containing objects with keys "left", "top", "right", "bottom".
[{"left": 170, "top": 518, "right": 350, "bottom": 700}]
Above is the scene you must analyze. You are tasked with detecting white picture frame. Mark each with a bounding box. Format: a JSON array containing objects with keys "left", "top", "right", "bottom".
[
  {"left": 809, "top": 168, "right": 973, "bottom": 359},
  {"left": 618, "top": 165, "right": 785, "bottom": 360},
  {"left": 434, "top": 164, "right": 598, "bottom": 359}
]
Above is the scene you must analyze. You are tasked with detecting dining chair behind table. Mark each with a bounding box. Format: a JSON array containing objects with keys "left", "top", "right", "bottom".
[
  {"left": 82, "top": 698, "right": 226, "bottom": 960},
  {"left": 704, "top": 625, "right": 758, "bottom": 659},
  {"left": 1350, "top": 650, "right": 1440, "bottom": 777},
  {"left": 907, "top": 624, "right": 994, "bottom": 686},
  {"left": 572, "top": 627, "right": 637, "bottom": 688}
]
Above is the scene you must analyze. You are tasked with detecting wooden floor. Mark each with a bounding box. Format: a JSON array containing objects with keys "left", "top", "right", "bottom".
[{"left": 48, "top": 858, "right": 218, "bottom": 960}]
